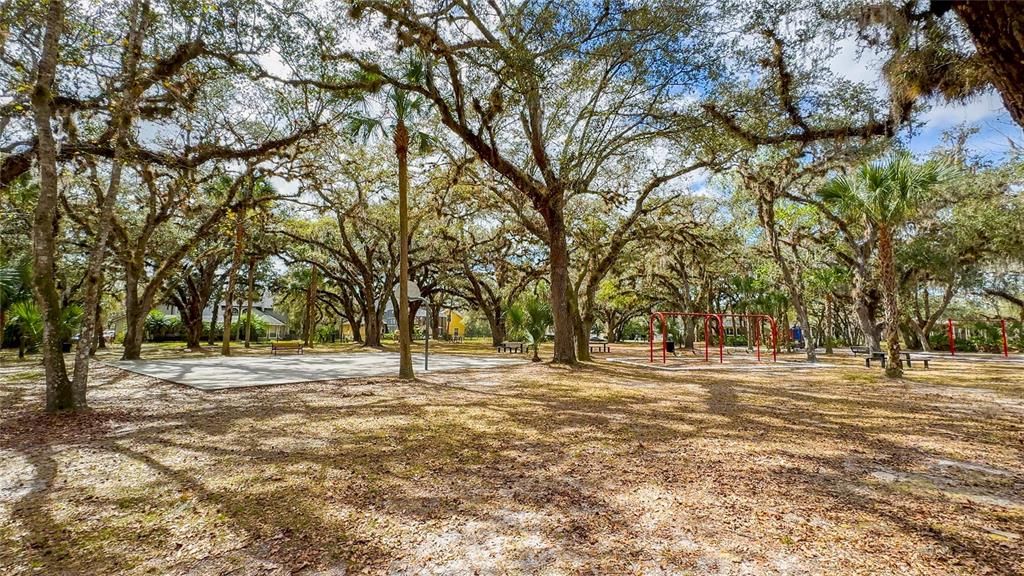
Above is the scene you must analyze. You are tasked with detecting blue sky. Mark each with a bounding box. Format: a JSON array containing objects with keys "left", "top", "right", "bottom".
[
  {"left": 909, "top": 91, "right": 1023, "bottom": 159},
  {"left": 828, "top": 37, "right": 1023, "bottom": 161}
]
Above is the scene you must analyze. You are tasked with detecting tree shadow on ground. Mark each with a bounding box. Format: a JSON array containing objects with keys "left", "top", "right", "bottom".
[{"left": 0, "top": 361, "right": 1021, "bottom": 574}]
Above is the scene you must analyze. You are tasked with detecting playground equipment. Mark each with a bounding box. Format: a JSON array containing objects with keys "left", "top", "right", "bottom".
[
  {"left": 945, "top": 318, "right": 1016, "bottom": 358},
  {"left": 648, "top": 312, "right": 778, "bottom": 364}
]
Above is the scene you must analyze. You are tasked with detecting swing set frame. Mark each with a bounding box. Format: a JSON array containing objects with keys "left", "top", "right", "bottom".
[
  {"left": 648, "top": 312, "right": 779, "bottom": 364},
  {"left": 945, "top": 318, "right": 1014, "bottom": 358}
]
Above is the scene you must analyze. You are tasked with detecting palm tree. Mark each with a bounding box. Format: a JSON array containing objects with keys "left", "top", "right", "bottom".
[
  {"left": 9, "top": 300, "right": 43, "bottom": 358},
  {"left": 508, "top": 296, "right": 553, "bottom": 363},
  {"left": 0, "top": 258, "right": 33, "bottom": 349},
  {"left": 820, "top": 152, "right": 953, "bottom": 377},
  {"left": 349, "top": 61, "right": 433, "bottom": 380}
]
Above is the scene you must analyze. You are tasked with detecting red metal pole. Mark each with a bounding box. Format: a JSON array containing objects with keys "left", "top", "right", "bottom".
[
  {"left": 703, "top": 315, "right": 709, "bottom": 362},
  {"left": 649, "top": 314, "right": 654, "bottom": 363},
  {"left": 755, "top": 317, "right": 761, "bottom": 362},
  {"left": 771, "top": 317, "right": 778, "bottom": 362},
  {"left": 1001, "top": 318, "right": 1009, "bottom": 357},
  {"left": 947, "top": 319, "right": 955, "bottom": 356},
  {"left": 717, "top": 314, "right": 724, "bottom": 363},
  {"left": 662, "top": 314, "right": 667, "bottom": 364}
]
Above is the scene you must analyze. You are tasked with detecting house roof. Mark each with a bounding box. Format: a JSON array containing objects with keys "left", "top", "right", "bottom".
[{"left": 195, "top": 308, "right": 287, "bottom": 327}]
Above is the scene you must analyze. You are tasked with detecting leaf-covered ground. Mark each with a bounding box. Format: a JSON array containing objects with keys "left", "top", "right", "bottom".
[{"left": 1, "top": 345, "right": 1022, "bottom": 575}]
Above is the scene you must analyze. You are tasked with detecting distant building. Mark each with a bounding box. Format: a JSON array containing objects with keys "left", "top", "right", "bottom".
[
  {"left": 158, "top": 289, "right": 289, "bottom": 340},
  {"left": 383, "top": 306, "right": 464, "bottom": 339},
  {"left": 447, "top": 310, "right": 466, "bottom": 340}
]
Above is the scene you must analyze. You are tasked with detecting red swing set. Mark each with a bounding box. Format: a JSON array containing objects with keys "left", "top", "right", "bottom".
[
  {"left": 945, "top": 318, "right": 1012, "bottom": 357},
  {"left": 648, "top": 312, "right": 779, "bottom": 364}
]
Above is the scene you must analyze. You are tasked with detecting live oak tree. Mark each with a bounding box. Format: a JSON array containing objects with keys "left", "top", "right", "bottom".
[
  {"left": 443, "top": 219, "right": 545, "bottom": 348},
  {"left": 279, "top": 145, "right": 401, "bottom": 348},
  {"left": 4, "top": 0, "right": 332, "bottom": 409},
  {"left": 165, "top": 241, "right": 231, "bottom": 351},
  {"left": 701, "top": 8, "right": 912, "bottom": 356},
  {"left": 565, "top": 157, "right": 711, "bottom": 361},
  {"left": 326, "top": 0, "right": 720, "bottom": 363},
  {"left": 221, "top": 176, "right": 276, "bottom": 356},
  {"left": 593, "top": 255, "right": 659, "bottom": 344},
  {"left": 850, "top": 1, "right": 1024, "bottom": 129}
]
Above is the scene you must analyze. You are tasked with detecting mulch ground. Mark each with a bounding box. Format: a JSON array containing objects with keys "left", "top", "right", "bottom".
[{"left": 1, "top": 348, "right": 1022, "bottom": 575}]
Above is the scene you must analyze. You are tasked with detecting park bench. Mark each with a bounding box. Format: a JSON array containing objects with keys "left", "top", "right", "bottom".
[
  {"left": 589, "top": 342, "right": 610, "bottom": 353},
  {"left": 271, "top": 341, "right": 304, "bottom": 355},
  {"left": 850, "top": 346, "right": 871, "bottom": 355},
  {"left": 864, "top": 351, "right": 929, "bottom": 369},
  {"left": 496, "top": 341, "right": 524, "bottom": 353}
]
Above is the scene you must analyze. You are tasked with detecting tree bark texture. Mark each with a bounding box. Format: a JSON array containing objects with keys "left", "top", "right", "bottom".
[
  {"left": 30, "top": 0, "right": 72, "bottom": 411},
  {"left": 878, "top": 226, "right": 903, "bottom": 377}
]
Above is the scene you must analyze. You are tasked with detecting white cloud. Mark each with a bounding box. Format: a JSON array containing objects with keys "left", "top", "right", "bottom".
[
  {"left": 921, "top": 91, "right": 1005, "bottom": 127},
  {"left": 827, "top": 37, "right": 887, "bottom": 96}
]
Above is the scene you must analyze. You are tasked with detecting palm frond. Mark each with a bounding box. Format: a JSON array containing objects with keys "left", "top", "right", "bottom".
[{"left": 346, "top": 114, "right": 383, "bottom": 142}]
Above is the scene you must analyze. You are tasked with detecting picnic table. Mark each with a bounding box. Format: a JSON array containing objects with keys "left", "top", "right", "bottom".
[
  {"left": 496, "top": 341, "right": 524, "bottom": 353},
  {"left": 589, "top": 342, "right": 610, "bottom": 353}
]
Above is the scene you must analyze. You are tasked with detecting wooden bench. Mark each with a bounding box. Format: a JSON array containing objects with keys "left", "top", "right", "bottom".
[
  {"left": 589, "top": 342, "right": 610, "bottom": 353},
  {"left": 496, "top": 341, "right": 524, "bottom": 353},
  {"left": 271, "top": 341, "right": 304, "bottom": 355},
  {"left": 850, "top": 346, "right": 871, "bottom": 355},
  {"left": 864, "top": 351, "right": 929, "bottom": 369}
]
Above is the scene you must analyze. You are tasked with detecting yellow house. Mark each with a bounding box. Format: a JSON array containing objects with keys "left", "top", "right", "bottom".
[{"left": 446, "top": 310, "right": 466, "bottom": 340}]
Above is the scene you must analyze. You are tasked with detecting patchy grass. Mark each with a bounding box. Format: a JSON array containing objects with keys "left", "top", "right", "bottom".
[{"left": 0, "top": 349, "right": 1022, "bottom": 575}]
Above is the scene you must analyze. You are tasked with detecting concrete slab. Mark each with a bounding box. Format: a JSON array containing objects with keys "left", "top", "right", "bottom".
[{"left": 110, "top": 352, "right": 527, "bottom": 391}]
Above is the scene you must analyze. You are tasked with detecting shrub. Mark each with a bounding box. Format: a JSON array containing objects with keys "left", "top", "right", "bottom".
[
  {"left": 725, "top": 334, "right": 748, "bottom": 347},
  {"left": 237, "top": 316, "right": 268, "bottom": 340},
  {"left": 8, "top": 300, "right": 43, "bottom": 354}
]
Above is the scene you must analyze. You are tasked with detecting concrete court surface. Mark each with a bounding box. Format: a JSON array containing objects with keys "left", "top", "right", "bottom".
[{"left": 111, "top": 352, "right": 528, "bottom": 391}]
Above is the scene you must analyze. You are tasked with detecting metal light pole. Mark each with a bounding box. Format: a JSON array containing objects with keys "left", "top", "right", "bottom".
[
  {"left": 423, "top": 302, "right": 429, "bottom": 371},
  {"left": 396, "top": 281, "right": 429, "bottom": 371}
]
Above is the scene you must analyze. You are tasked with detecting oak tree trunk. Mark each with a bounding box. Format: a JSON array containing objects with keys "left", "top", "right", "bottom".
[
  {"left": 488, "top": 309, "right": 506, "bottom": 347},
  {"left": 950, "top": 2, "right": 1024, "bottom": 128},
  {"left": 540, "top": 198, "right": 576, "bottom": 364},
  {"left": 30, "top": 0, "right": 72, "bottom": 411}
]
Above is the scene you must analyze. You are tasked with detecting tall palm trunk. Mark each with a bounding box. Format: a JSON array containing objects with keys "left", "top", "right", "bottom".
[
  {"left": 244, "top": 256, "right": 255, "bottom": 348},
  {"left": 208, "top": 287, "right": 221, "bottom": 345},
  {"left": 878, "top": 226, "right": 903, "bottom": 377},
  {"left": 221, "top": 210, "right": 245, "bottom": 356},
  {"left": 824, "top": 293, "right": 834, "bottom": 354},
  {"left": 304, "top": 264, "right": 318, "bottom": 347},
  {"left": 395, "top": 121, "right": 414, "bottom": 380}
]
